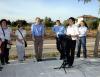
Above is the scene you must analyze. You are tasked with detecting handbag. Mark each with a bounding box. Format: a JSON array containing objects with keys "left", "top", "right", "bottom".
[
  {"left": 24, "top": 41, "right": 27, "bottom": 47},
  {"left": 18, "top": 29, "right": 27, "bottom": 47}
]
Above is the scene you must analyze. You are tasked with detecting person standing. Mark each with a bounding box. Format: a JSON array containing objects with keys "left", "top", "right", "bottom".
[
  {"left": 0, "top": 38, "right": 2, "bottom": 52},
  {"left": 0, "top": 38, "right": 3, "bottom": 71},
  {"left": 31, "top": 17, "right": 45, "bottom": 62},
  {"left": 0, "top": 19, "right": 12, "bottom": 65},
  {"left": 65, "top": 17, "right": 79, "bottom": 68},
  {"left": 15, "top": 22, "right": 27, "bottom": 62},
  {"left": 77, "top": 21, "right": 88, "bottom": 58},
  {"left": 52, "top": 20, "right": 66, "bottom": 60}
]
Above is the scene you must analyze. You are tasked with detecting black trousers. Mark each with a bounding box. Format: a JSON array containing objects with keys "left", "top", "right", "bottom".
[
  {"left": 0, "top": 48, "right": 9, "bottom": 64},
  {"left": 0, "top": 41, "right": 10, "bottom": 64},
  {"left": 56, "top": 35, "right": 66, "bottom": 59},
  {"left": 65, "top": 39, "right": 76, "bottom": 66}
]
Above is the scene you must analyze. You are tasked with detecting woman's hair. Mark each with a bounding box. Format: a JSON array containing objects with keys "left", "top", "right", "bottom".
[
  {"left": 79, "top": 20, "right": 88, "bottom": 28},
  {"left": 69, "top": 17, "right": 76, "bottom": 24},
  {"left": 35, "top": 17, "right": 41, "bottom": 20},
  {"left": 17, "top": 21, "right": 24, "bottom": 28},
  {"left": 0, "top": 19, "right": 8, "bottom": 25}
]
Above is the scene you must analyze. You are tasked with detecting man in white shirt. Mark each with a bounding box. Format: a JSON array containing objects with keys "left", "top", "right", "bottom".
[{"left": 65, "top": 17, "right": 79, "bottom": 68}]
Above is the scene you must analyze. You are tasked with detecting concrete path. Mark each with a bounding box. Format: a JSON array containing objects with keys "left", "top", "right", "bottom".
[{"left": 0, "top": 58, "right": 100, "bottom": 77}]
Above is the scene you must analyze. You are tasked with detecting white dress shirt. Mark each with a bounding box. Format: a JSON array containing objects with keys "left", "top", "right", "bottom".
[
  {"left": 15, "top": 29, "right": 26, "bottom": 46},
  {"left": 0, "top": 27, "right": 12, "bottom": 41},
  {"left": 78, "top": 26, "right": 87, "bottom": 37},
  {"left": 66, "top": 24, "right": 79, "bottom": 40}
]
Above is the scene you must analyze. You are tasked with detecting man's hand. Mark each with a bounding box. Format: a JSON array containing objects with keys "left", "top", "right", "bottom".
[{"left": 18, "top": 39, "right": 24, "bottom": 44}]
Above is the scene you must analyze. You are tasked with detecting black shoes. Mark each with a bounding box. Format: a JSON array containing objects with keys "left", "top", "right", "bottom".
[
  {"left": 0, "top": 67, "right": 3, "bottom": 71},
  {"left": 60, "top": 57, "right": 66, "bottom": 60},
  {"left": 6, "top": 62, "right": 10, "bottom": 64},
  {"left": 37, "top": 59, "right": 42, "bottom": 62},
  {"left": 1, "top": 62, "right": 10, "bottom": 65},
  {"left": 1, "top": 63, "right": 5, "bottom": 65}
]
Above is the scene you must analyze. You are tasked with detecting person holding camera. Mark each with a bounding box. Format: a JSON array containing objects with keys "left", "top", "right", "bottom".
[
  {"left": 65, "top": 17, "right": 79, "bottom": 68},
  {"left": 52, "top": 20, "right": 66, "bottom": 60},
  {"left": 0, "top": 19, "right": 13, "bottom": 65}
]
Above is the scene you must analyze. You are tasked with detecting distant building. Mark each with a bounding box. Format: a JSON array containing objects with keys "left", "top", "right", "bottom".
[{"left": 77, "top": 15, "right": 98, "bottom": 21}]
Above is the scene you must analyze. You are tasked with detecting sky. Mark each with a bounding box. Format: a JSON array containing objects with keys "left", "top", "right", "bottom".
[{"left": 0, "top": 0, "right": 99, "bottom": 22}]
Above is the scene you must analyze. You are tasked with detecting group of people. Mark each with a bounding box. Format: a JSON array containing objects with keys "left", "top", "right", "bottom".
[
  {"left": 52, "top": 17, "right": 88, "bottom": 68},
  {"left": 0, "top": 17, "right": 88, "bottom": 70},
  {"left": 0, "top": 17, "right": 45, "bottom": 70}
]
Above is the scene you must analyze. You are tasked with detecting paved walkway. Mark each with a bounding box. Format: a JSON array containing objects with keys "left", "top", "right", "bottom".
[{"left": 0, "top": 58, "right": 100, "bottom": 77}]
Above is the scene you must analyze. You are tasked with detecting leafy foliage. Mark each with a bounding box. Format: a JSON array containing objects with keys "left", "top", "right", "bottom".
[
  {"left": 43, "top": 17, "right": 55, "bottom": 27},
  {"left": 78, "top": 0, "right": 91, "bottom": 3}
]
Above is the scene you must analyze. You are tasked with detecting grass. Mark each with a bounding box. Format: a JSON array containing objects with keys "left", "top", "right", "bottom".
[
  {"left": 11, "top": 27, "right": 98, "bottom": 41},
  {"left": 9, "top": 49, "right": 100, "bottom": 60},
  {"left": 9, "top": 51, "right": 59, "bottom": 60},
  {"left": 8, "top": 27, "right": 100, "bottom": 60}
]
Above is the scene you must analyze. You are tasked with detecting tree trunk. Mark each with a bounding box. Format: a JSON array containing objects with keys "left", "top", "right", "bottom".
[{"left": 94, "top": 22, "right": 100, "bottom": 57}]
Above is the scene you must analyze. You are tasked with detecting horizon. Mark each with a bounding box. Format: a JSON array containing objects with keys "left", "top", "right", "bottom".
[
  {"left": 1, "top": 14, "right": 99, "bottom": 23},
  {"left": 0, "top": 0, "right": 99, "bottom": 22}
]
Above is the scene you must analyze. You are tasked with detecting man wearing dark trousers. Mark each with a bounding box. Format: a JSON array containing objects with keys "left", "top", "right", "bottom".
[
  {"left": 65, "top": 38, "right": 76, "bottom": 67},
  {"left": 31, "top": 17, "right": 45, "bottom": 62},
  {"left": 56, "top": 35, "right": 66, "bottom": 59},
  {"left": 65, "top": 17, "right": 79, "bottom": 68},
  {"left": 52, "top": 20, "right": 66, "bottom": 60}
]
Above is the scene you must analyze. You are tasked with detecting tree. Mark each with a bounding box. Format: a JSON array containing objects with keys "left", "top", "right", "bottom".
[
  {"left": 78, "top": 0, "right": 100, "bottom": 57},
  {"left": 78, "top": 0, "right": 100, "bottom": 3},
  {"left": 7, "top": 20, "right": 11, "bottom": 26},
  {"left": 15, "top": 20, "right": 28, "bottom": 26},
  {"left": 92, "top": 20, "right": 99, "bottom": 30},
  {"left": 86, "top": 20, "right": 99, "bottom": 30},
  {"left": 11, "top": 21, "right": 17, "bottom": 27},
  {"left": 43, "top": 17, "right": 55, "bottom": 27},
  {"left": 63, "top": 19, "right": 69, "bottom": 27}
]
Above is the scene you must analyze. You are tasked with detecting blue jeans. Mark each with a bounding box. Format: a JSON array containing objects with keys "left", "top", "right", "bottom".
[{"left": 77, "top": 36, "right": 87, "bottom": 58}]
